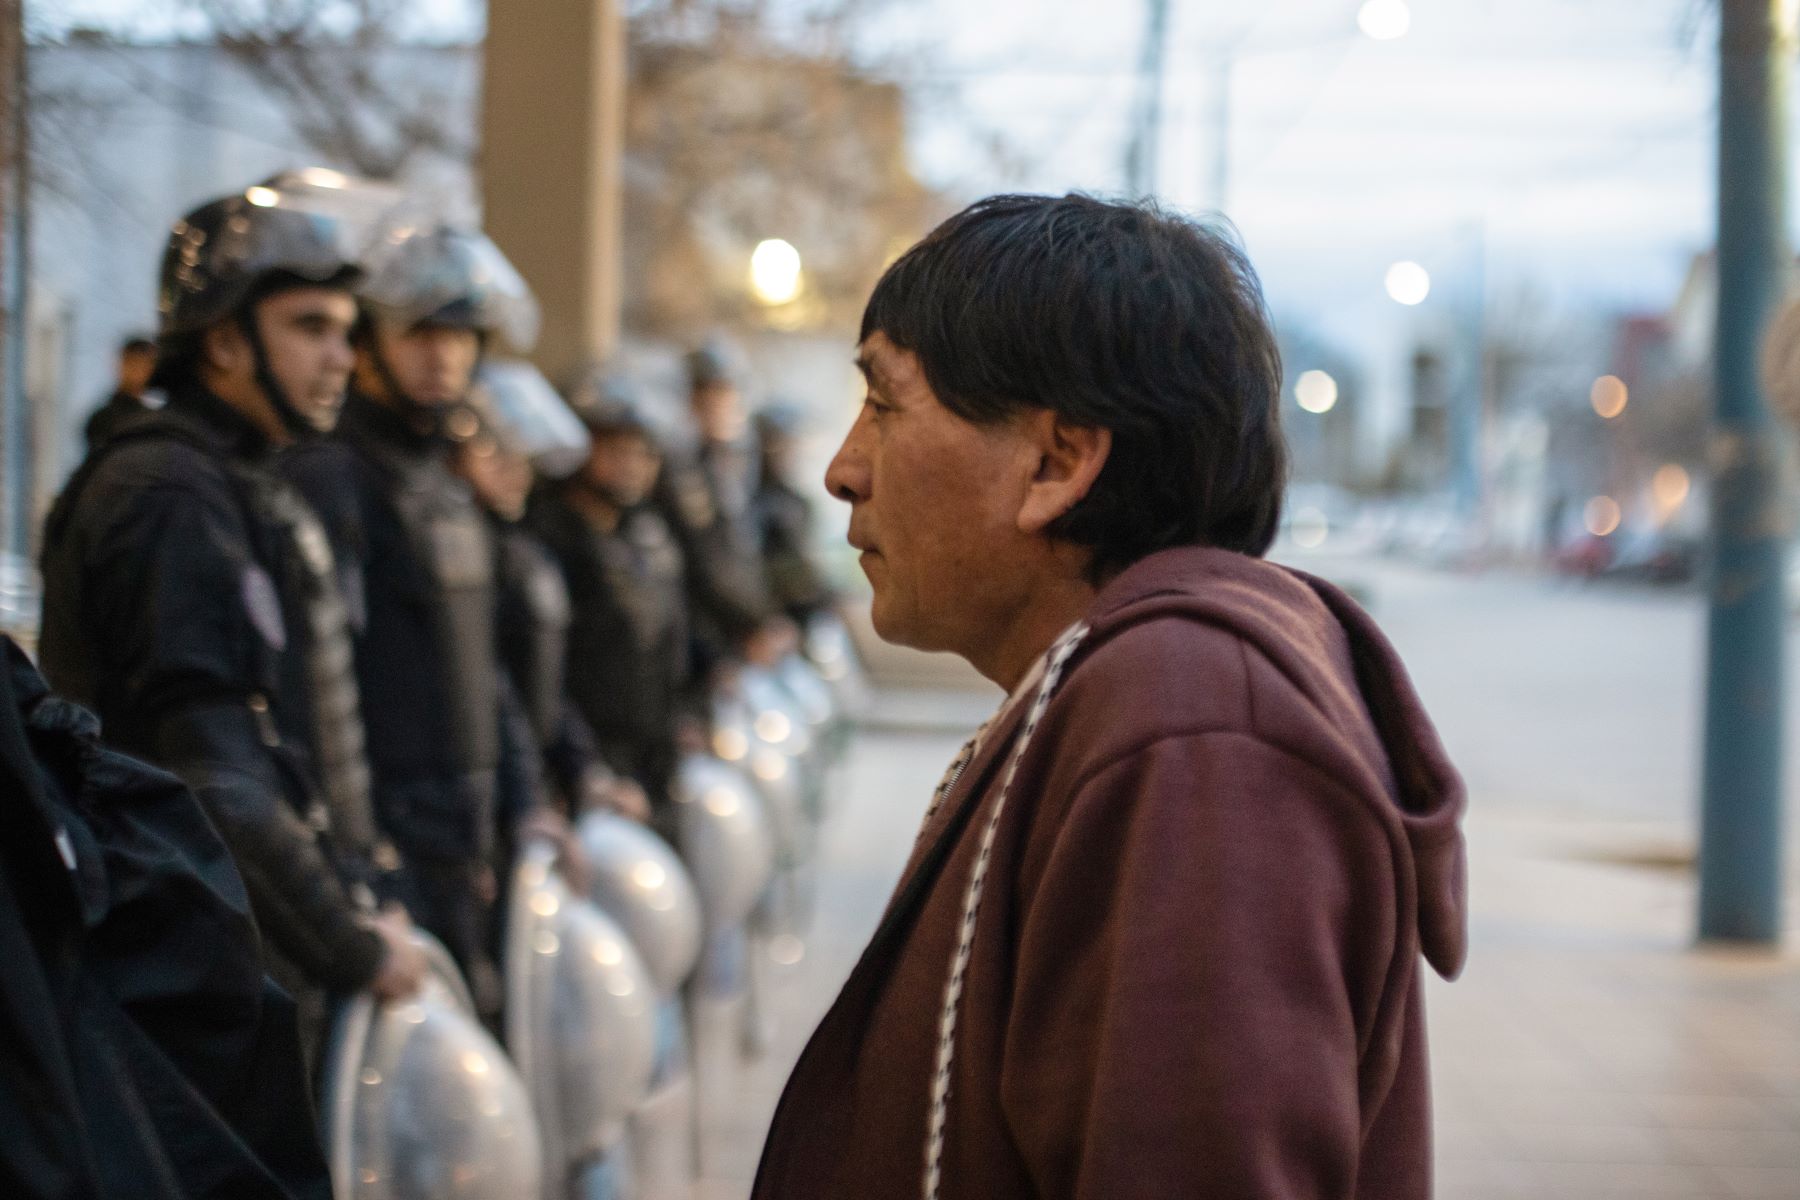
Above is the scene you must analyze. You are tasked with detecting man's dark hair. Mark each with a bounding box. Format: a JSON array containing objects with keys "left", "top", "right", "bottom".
[
  {"left": 119, "top": 336, "right": 156, "bottom": 357},
  {"left": 861, "top": 193, "right": 1287, "bottom": 578}
]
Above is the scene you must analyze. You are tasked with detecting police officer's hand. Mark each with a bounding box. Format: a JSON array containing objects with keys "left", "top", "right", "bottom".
[
  {"left": 600, "top": 777, "right": 651, "bottom": 823},
  {"left": 520, "top": 808, "right": 593, "bottom": 895},
  {"left": 743, "top": 617, "right": 799, "bottom": 667},
  {"left": 367, "top": 906, "right": 429, "bottom": 1000}
]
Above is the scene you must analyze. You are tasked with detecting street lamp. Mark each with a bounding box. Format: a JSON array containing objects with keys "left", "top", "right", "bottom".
[
  {"left": 1384, "top": 260, "right": 1431, "bottom": 306},
  {"left": 749, "top": 238, "right": 803, "bottom": 306},
  {"left": 1357, "top": 0, "right": 1411, "bottom": 41},
  {"left": 1294, "top": 369, "right": 1339, "bottom": 414}
]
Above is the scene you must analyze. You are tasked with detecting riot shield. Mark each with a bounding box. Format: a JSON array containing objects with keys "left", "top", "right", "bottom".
[
  {"left": 319, "top": 931, "right": 542, "bottom": 1200},
  {"left": 505, "top": 841, "right": 659, "bottom": 1200}
]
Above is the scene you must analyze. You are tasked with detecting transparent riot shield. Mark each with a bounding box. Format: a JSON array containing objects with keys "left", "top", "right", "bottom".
[
  {"left": 506, "top": 841, "right": 659, "bottom": 1200},
  {"left": 319, "top": 931, "right": 542, "bottom": 1200}
]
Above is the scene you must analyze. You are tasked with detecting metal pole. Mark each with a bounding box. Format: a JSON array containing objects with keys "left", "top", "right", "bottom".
[
  {"left": 0, "top": 0, "right": 22, "bottom": 566},
  {"left": 1124, "top": 0, "right": 1171, "bottom": 197},
  {"left": 1697, "top": 0, "right": 1791, "bottom": 944},
  {"left": 1449, "top": 218, "right": 1486, "bottom": 517}
]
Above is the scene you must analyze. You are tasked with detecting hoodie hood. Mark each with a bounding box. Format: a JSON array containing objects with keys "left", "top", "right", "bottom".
[{"left": 1084, "top": 547, "right": 1469, "bottom": 979}]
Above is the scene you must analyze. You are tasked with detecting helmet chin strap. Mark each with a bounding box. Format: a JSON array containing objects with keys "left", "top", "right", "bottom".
[{"left": 238, "top": 309, "right": 321, "bottom": 441}]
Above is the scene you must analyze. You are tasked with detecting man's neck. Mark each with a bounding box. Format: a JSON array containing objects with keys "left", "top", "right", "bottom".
[
  {"left": 966, "top": 574, "right": 1097, "bottom": 693},
  {"left": 197, "top": 372, "right": 291, "bottom": 448},
  {"left": 565, "top": 480, "right": 624, "bottom": 533}
]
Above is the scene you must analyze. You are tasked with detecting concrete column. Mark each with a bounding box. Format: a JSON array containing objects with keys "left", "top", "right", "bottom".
[{"left": 479, "top": 0, "right": 625, "bottom": 384}]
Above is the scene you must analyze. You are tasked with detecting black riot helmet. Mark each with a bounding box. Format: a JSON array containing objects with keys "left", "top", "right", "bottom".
[{"left": 155, "top": 169, "right": 390, "bottom": 435}]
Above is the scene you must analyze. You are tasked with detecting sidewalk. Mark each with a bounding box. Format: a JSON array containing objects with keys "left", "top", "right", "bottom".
[
  {"left": 1430, "top": 812, "right": 1800, "bottom": 1199},
  {"left": 689, "top": 721, "right": 1800, "bottom": 1200}
]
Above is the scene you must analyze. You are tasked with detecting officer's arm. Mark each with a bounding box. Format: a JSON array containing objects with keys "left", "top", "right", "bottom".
[
  {"left": 653, "top": 465, "right": 772, "bottom": 643},
  {"left": 89, "top": 483, "right": 386, "bottom": 992}
]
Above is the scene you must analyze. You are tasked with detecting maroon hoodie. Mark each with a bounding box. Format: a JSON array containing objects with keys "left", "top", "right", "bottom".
[{"left": 753, "top": 546, "right": 1468, "bottom": 1199}]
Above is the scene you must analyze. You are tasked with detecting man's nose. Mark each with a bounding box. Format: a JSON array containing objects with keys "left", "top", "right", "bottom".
[{"left": 824, "top": 423, "right": 869, "bottom": 504}]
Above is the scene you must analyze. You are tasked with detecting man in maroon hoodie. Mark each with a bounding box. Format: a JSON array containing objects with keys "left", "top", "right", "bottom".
[{"left": 752, "top": 194, "right": 1468, "bottom": 1200}]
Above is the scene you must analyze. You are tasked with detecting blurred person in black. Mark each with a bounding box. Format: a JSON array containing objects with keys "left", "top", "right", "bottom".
[
  {"left": 656, "top": 343, "right": 793, "bottom": 677},
  {"left": 529, "top": 393, "right": 690, "bottom": 837},
  {"left": 281, "top": 222, "right": 566, "bottom": 1016},
  {"left": 0, "top": 635, "right": 330, "bottom": 1200},
  {"left": 38, "top": 178, "right": 428, "bottom": 1069},
  {"left": 448, "top": 374, "right": 651, "bottom": 829},
  {"left": 753, "top": 402, "right": 836, "bottom": 627},
  {"left": 81, "top": 334, "right": 157, "bottom": 450}
]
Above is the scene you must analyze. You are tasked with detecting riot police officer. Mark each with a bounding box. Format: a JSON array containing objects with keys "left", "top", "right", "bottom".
[
  {"left": 280, "top": 221, "right": 549, "bottom": 1016},
  {"left": 657, "top": 342, "right": 790, "bottom": 678},
  {"left": 450, "top": 364, "right": 649, "bottom": 826},
  {"left": 753, "top": 401, "right": 836, "bottom": 627},
  {"left": 38, "top": 176, "right": 428, "bottom": 1065},
  {"left": 529, "top": 396, "right": 691, "bottom": 833}
]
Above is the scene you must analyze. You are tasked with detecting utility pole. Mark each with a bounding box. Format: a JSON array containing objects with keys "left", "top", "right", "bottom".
[
  {"left": 1124, "top": 0, "right": 1171, "bottom": 197},
  {"left": 0, "top": 0, "right": 25, "bottom": 570},
  {"left": 1697, "top": 0, "right": 1791, "bottom": 944}
]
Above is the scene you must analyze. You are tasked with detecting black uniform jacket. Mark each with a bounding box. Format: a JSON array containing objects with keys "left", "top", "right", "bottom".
[
  {"left": 282, "top": 393, "right": 530, "bottom": 864},
  {"left": 0, "top": 638, "right": 330, "bottom": 1200},
  {"left": 38, "top": 387, "right": 383, "bottom": 992}
]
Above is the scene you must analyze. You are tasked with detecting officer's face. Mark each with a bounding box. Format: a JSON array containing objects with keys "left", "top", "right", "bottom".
[
  {"left": 253, "top": 287, "right": 359, "bottom": 432},
  {"left": 117, "top": 347, "right": 157, "bottom": 396},
  {"left": 583, "top": 430, "right": 661, "bottom": 508},
  {"left": 692, "top": 382, "right": 746, "bottom": 442},
  {"left": 828, "top": 332, "right": 1040, "bottom": 657},
  {"left": 373, "top": 322, "right": 481, "bottom": 408}
]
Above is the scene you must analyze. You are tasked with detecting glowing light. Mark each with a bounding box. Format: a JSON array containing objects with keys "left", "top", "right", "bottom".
[
  {"left": 1652, "top": 464, "right": 1691, "bottom": 519},
  {"left": 703, "top": 785, "right": 742, "bottom": 817},
  {"left": 752, "top": 750, "right": 789, "bottom": 782},
  {"left": 1584, "top": 496, "right": 1622, "bottom": 537},
  {"left": 528, "top": 891, "right": 560, "bottom": 917},
  {"left": 1295, "top": 370, "right": 1339, "bottom": 415},
  {"left": 244, "top": 186, "right": 280, "bottom": 208},
  {"left": 755, "top": 710, "right": 792, "bottom": 743},
  {"left": 1385, "top": 261, "right": 1431, "bottom": 306},
  {"left": 1357, "top": 0, "right": 1411, "bottom": 41},
  {"left": 297, "top": 166, "right": 348, "bottom": 189},
  {"left": 750, "top": 238, "right": 803, "bottom": 306},
  {"left": 360, "top": 1068, "right": 383, "bottom": 1087},
  {"left": 630, "top": 861, "right": 667, "bottom": 890},
  {"left": 1291, "top": 506, "right": 1330, "bottom": 549},
  {"left": 533, "top": 930, "right": 560, "bottom": 956},
  {"left": 460, "top": 1051, "right": 490, "bottom": 1077},
  {"left": 593, "top": 940, "right": 624, "bottom": 966},
  {"left": 713, "top": 727, "right": 749, "bottom": 762},
  {"left": 1590, "top": 375, "right": 1628, "bottom": 419},
  {"left": 770, "top": 934, "right": 805, "bottom": 965}
]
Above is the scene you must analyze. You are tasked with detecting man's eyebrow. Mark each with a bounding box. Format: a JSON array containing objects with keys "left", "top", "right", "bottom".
[{"left": 853, "top": 352, "right": 874, "bottom": 382}]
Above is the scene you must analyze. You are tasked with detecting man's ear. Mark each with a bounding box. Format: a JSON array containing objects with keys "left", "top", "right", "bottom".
[
  {"left": 1017, "top": 410, "right": 1111, "bottom": 535},
  {"left": 200, "top": 320, "right": 247, "bottom": 377}
]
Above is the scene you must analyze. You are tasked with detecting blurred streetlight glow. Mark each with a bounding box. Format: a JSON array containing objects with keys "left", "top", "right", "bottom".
[
  {"left": 1584, "top": 495, "right": 1622, "bottom": 537},
  {"left": 244, "top": 186, "right": 279, "bottom": 208},
  {"left": 1295, "top": 369, "right": 1340, "bottom": 414},
  {"left": 1385, "top": 260, "right": 1431, "bottom": 305},
  {"left": 1590, "top": 374, "right": 1628, "bottom": 419},
  {"left": 1652, "top": 464, "right": 1691, "bottom": 518},
  {"left": 750, "top": 238, "right": 803, "bottom": 305},
  {"left": 1292, "top": 506, "right": 1330, "bottom": 549},
  {"left": 1357, "top": 0, "right": 1412, "bottom": 41}
]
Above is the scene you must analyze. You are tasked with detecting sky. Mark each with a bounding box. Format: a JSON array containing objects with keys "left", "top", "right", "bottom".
[{"left": 35, "top": 0, "right": 1756, "bottom": 439}]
